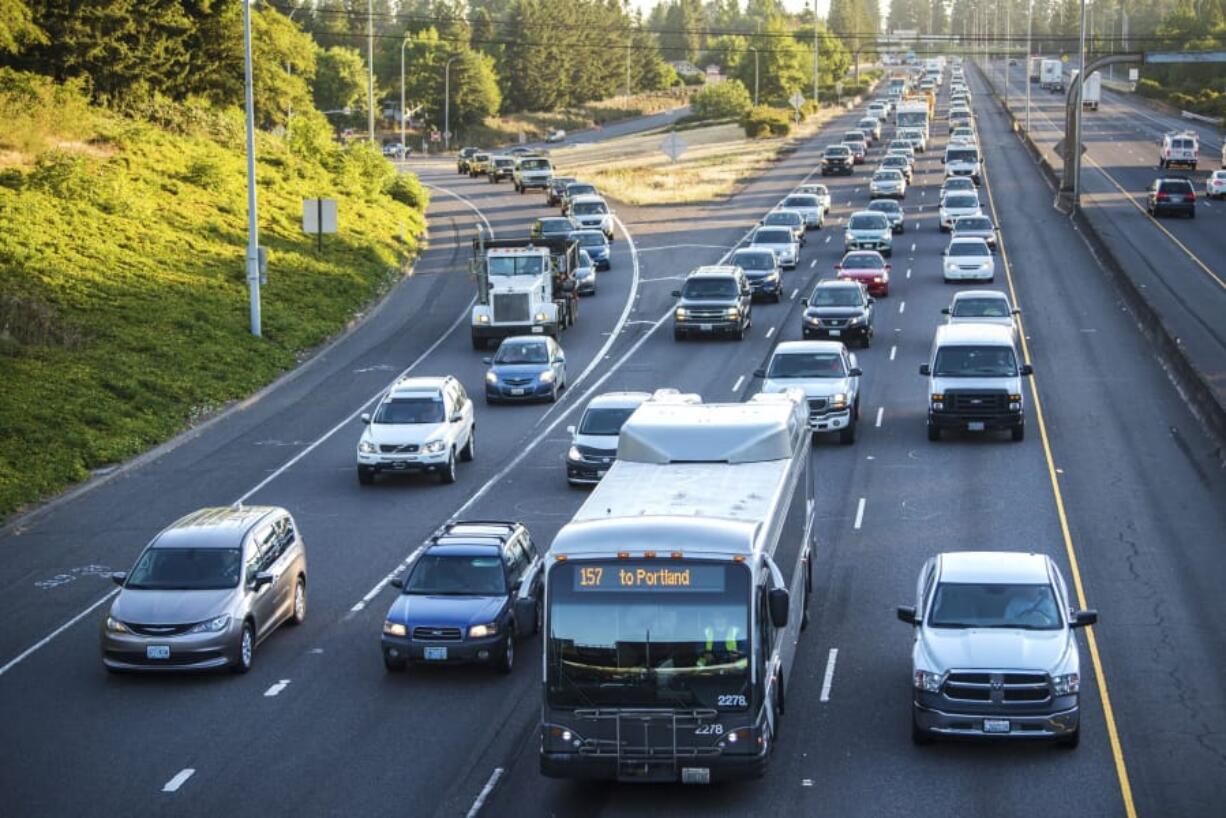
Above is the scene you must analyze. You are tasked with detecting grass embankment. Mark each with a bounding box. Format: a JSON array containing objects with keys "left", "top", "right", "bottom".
[
  {"left": 463, "top": 90, "right": 690, "bottom": 147},
  {"left": 551, "top": 103, "right": 850, "bottom": 205},
  {"left": 0, "top": 70, "right": 428, "bottom": 522}
]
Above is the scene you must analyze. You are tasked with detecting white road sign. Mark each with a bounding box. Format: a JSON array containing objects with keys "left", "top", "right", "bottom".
[
  {"left": 660, "top": 132, "right": 687, "bottom": 162},
  {"left": 789, "top": 92, "right": 805, "bottom": 110}
]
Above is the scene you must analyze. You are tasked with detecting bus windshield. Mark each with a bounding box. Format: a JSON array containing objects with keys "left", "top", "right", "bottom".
[
  {"left": 546, "top": 560, "right": 751, "bottom": 711},
  {"left": 897, "top": 112, "right": 928, "bottom": 128}
]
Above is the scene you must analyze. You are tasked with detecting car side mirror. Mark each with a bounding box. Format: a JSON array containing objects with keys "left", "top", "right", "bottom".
[
  {"left": 801, "top": 298, "right": 809, "bottom": 306},
  {"left": 671, "top": 290, "right": 681, "bottom": 298},
  {"left": 866, "top": 297, "right": 875, "bottom": 305},
  {"left": 251, "top": 571, "right": 274, "bottom": 591},
  {"left": 768, "top": 588, "right": 789, "bottom": 628},
  {"left": 360, "top": 412, "right": 371, "bottom": 425},
  {"left": 449, "top": 411, "right": 463, "bottom": 423},
  {"left": 1012, "top": 308, "right": 1021, "bottom": 315},
  {"left": 941, "top": 307, "right": 951, "bottom": 314},
  {"left": 111, "top": 571, "right": 127, "bottom": 586},
  {"left": 849, "top": 367, "right": 862, "bottom": 377},
  {"left": 1020, "top": 364, "right": 1034, "bottom": 376},
  {"left": 919, "top": 364, "right": 931, "bottom": 376},
  {"left": 1071, "top": 609, "right": 1098, "bottom": 628},
  {"left": 753, "top": 368, "right": 766, "bottom": 378},
  {"left": 513, "top": 596, "right": 537, "bottom": 634},
  {"left": 896, "top": 605, "right": 918, "bottom": 625},
  {"left": 885, "top": 264, "right": 892, "bottom": 271},
  {"left": 482, "top": 357, "right": 492, "bottom": 365},
  {"left": 390, "top": 577, "right": 404, "bottom": 590}
]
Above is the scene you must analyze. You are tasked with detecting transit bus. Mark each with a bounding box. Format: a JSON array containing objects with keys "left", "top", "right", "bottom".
[{"left": 537, "top": 391, "right": 816, "bottom": 783}]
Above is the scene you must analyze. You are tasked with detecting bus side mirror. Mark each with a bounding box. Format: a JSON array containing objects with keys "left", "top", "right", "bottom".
[
  {"left": 514, "top": 597, "right": 537, "bottom": 634},
  {"left": 768, "top": 588, "right": 789, "bottom": 628}
]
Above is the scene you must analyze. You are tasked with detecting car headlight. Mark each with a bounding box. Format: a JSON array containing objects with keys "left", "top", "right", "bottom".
[
  {"left": 383, "top": 621, "right": 407, "bottom": 638},
  {"left": 846, "top": 315, "right": 862, "bottom": 326},
  {"left": 914, "top": 669, "right": 944, "bottom": 692},
  {"left": 538, "top": 370, "right": 555, "bottom": 383},
  {"left": 469, "top": 622, "right": 498, "bottom": 639},
  {"left": 534, "top": 312, "right": 548, "bottom": 323},
  {"left": 485, "top": 371, "right": 498, "bottom": 384},
  {"left": 944, "top": 261, "right": 957, "bottom": 271},
  {"left": 765, "top": 271, "right": 779, "bottom": 282},
  {"left": 831, "top": 392, "right": 848, "bottom": 409},
  {"left": 105, "top": 616, "right": 129, "bottom": 634},
  {"left": 567, "top": 446, "right": 584, "bottom": 462},
  {"left": 358, "top": 439, "right": 378, "bottom": 454},
  {"left": 476, "top": 314, "right": 490, "bottom": 324},
  {"left": 931, "top": 393, "right": 945, "bottom": 410},
  {"left": 725, "top": 307, "right": 739, "bottom": 319},
  {"left": 804, "top": 313, "right": 821, "bottom": 324},
  {"left": 675, "top": 307, "right": 688, "bottom": 320},
  {"left": 422, "top": 439, "right": 447, "bottom": 454},
  {"left": 186, "top": 614, "right": 231, "bottom": 634},
  {"left": 1052, "top": 672, "right": 1080, "bottom": 696}
]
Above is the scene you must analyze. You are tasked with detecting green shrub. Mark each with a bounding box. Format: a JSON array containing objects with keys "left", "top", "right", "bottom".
[
  {"left": 741, "top": 106, "right": 793, "bottom": 139},
  {"left": 691, "top": 80, "right": 753, "bottom": 120},
  {"left": 385, "top": 173, "right": 428, "bottom": 209},
  {"left": 182, "top": 155, "right": 226, "bottom": 191}
]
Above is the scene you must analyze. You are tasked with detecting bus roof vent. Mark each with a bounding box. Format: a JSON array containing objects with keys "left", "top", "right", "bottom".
[{"left": 618, "top": 391, "right": 804, "bottom": 465}]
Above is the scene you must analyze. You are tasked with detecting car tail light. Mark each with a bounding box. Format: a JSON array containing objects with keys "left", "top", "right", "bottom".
[
  {"left": 1156, "top": 192, "right": 1168, "bottom": 201},
  {"left": 1187, "top": 191, "right": 1196, "bottom": 201}
]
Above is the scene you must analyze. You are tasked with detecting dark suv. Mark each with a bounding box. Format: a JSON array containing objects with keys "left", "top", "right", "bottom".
[
  {"left": 822, "top": 145, "right": 854, "bottom": 176},
  {"left": 382, "top": 521, "right": 542, "bottom": 674},
  {"left": 1146, "top": 176, "right": 1196, "bottom": 218},
  {"left": 730, "top": 248, "right": 782, "bottom": 302},
  {"left": 672, "top": 265, "right": 753, "bottom": 341},
  {"left": 456, "top": 147, "right": 480, "bottom": 174},
  {"left": 801, "top": 279, "right": 875, "bottom": 347}
]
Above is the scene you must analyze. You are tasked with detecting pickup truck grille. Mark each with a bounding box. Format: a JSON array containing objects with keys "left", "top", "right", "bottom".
[
  {"left": 493, "top": 292, "right": 531, "bottom": 323},
  {"left": 807, "top": 398, "right": 831, "bottom": 418},
  {"left": 684, "top": 308, "right": 730, "bottom": 321},
  {"left": 412, "top": 626, "right": 462, "bottom": 641},
  {"left": 943, "top": 672, "right": 1050, "bottom": 703},
  {"left": 946, "top": 390, "right": 1009, "bottom": 415}
]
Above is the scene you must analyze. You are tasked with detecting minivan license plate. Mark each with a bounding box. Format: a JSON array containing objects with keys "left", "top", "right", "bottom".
[
  {"left": 983, "top": 719, "right": 1010, "bottom": 733},
  {"left": 967, "top": 421, "right": 986, "bottom": 431},
  {"left": 146, "top": 646, "right": 170, "bottom": 660},
  {"left": 424, "top": 647, "right": 447, "bottom": 661}
]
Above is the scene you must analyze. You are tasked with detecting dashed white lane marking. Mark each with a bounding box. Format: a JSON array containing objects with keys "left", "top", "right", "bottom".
[
  {"left": 810, "top": 259, "right": 817, "bottom": 268},
  {"left": 264, "top": 679, "right": 291, "bottom": 697},
  {"left": 765, "top": 326, "right": 775, "bottom": 339},
  {"left": 820, "top": 648, "right": 839, "bottom": 702},
  {"left": 732, "top": 375, "right": 745, "bottom": 393},
  {"left": 466, "top": 767, "right": 505, "bottom": 818},
  {"left": 824, "top": 235, "right": 832, "bottom": 244},
  {"left": 906, "top": 267, "right": 912, "bottom": 279},
  {"left": 875, "top": 407, "right": 884, "bottom": 428},
  {"left": 889, "top": 345, "right": 897, "bottom": 361},
  {"left": 162, "top": 769, "right": 195, "bottom": 793},
  {"left": 899, "top": 300, "right": 906, "bottom": 314},
  {"left": 853, "top": 498, "right": 866, "bottom": 530},
  {"left": 790, "top": 288, "right": 800, "bottom": 300},
  {"left": 910, "top": 242, "right": 917, "bottom": 252}
]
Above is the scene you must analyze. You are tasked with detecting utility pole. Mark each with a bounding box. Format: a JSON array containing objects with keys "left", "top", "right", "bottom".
[
  {"left": 625, "top": 42, "right": 631, "bottom": 100},
  {"left": 367, "top": 0, "right": 375, "bottom": 144},
  {"left": 1026, "top": 0, "right": 1033, "bottom": 132},
  {"left": 749, "top": 46, "right": 759, "bottom": 106},
  {"left": 444, "top": 55, "right": 459, "bottom": 152},
  {"left": 812, "top": 0, "right": 819, "bottom": 109},
  {"left": 242, "top": 0, "right": 261, "bottom": 338},
  {"left": 1072, "top": 0, "right": 1088, "bottom": 207},
  {"left": 400, "top": 35, "right": 410, "bottom": 151},
  {"left": 1006, "top": 0, "right": 1011, "bottom": 109}
]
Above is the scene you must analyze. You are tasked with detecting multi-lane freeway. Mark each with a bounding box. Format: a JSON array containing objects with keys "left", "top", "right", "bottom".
[{"left": 2, "top": 63, "right": 1224, "bottom": 818}]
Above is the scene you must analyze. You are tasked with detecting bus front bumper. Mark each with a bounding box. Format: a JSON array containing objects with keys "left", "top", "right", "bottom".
[{"left": 540, "top": 747, "right": 768, "bottom": 783}]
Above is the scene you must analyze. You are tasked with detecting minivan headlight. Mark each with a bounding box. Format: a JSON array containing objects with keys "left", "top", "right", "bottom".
[
  {"left": 469, "top": 622, "right": 498, "bottom": 639},
  {"left": 358, "top": 439, "right": 378, "bottom": 454},
  {"left": 1052, "top": 673, "right": 1080, "bottom": 695},
  {"left": 914, "top": 670, "right": 944, "bottom": 692},
  {"left": 187, "top": 614, "right": 231, "bottom": 634},
  {"left": 105, "top": 616, "right": 129, "bottom": 634}
]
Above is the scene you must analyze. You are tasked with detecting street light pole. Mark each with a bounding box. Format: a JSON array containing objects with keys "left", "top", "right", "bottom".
[
  {"left": 749, "top": 46, "right": 759, "bottom": 106},
  {"left": 1026, "top": 0, "right": 1033, "bottom": 132},
  {"left": 812, "top": 1, "right": 819, "bottom": 109},
  {"left": 367, "top": 0, "right": 375, "bottom": 144},
  {"left": 444, "top": 55, "right": 459, "bottom": 152},
  {"left": 400, "top": 35, "right": 410, "bottom": 150},
  {"left": 1006, "top": 0, "right": 1011, "bottom": 109},
  {"left": 242, "top": 0, "right": 261, "bottom": 338},
  {"left": 1073, "top": 0, "right": 1088, "bottom": 206}
]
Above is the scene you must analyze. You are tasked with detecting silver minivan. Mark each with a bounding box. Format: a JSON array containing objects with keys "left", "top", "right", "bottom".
[{"left": 101, "top": 506, "right": 307, "bottom": 673}]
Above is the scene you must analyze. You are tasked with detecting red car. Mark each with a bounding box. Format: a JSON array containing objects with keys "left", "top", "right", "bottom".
[
  {"left": 842, "top": 139, "right": 868, "bottom": 164},
  {"left": 836, "top": 251, "right": 891, "bottom": 297}
]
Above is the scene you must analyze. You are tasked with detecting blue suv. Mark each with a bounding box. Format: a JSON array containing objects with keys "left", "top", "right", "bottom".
[{"left": 382, "top": 521, "right": 542, "bottom": 674}]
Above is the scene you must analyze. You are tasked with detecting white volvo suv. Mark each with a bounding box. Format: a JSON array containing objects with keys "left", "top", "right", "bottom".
[{"left": 356, "top": 376, "right": 476, "bottom": 485}]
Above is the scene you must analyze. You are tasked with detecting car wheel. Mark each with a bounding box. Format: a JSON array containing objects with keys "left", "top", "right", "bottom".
[
  {"left": 357, "top": 467, "right": 375, "bottom": 486},
  {"left": 1189, "top": 209, "right": 1196, "bottom": 219},
  {"left": 496, "top": 630, "right": 515, "bottom": 675},
  {"left": 839, "top": 420, "right": 856, "bottom": 445},
  {"left": 927, "top": 421, "right": 941, "bottom": 442},
  {"left": 231, "top": 621, "right": 254, "bottom": 674},
  {"left": 854, "top": 398, "right": 861, "bottom": 422},
  {"left": 862, "top": 331, "right": 871, "bottom": 348},
  {"left": 912, "top": 712, "right": 934, "bottom": 745},
  {"left": 440, "top": 450, "right": 457, "bottom": 484},
  {"left": 460, "top": 427, "right": 476, "bottom": 462},
  {"left": 384, "top": 653, "right": 407, "bottom": 672},
  {"left": 1056, "top": 725, "right": 1081, "bottom": 749},
  {"left": 1011, "top": 423, "right": 1025, "bottom": 442},
  {"left": 290, "top": 576, "right": 306, "bottom": 625}
]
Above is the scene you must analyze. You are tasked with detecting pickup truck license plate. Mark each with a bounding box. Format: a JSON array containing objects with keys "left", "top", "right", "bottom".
[
  {"left": 531, "top": 326, "right": 543, "bottom": 333},
  {"left": 146, "top": 646, "right": 170, "bottom": 660},
  {"left": 829, "top": 329, "right": 841, "bottom": 337},
  {"left": 699, "top": 323, "right": 713, "bottom": 331},
  {"left": 424, "top": 647, "right": 447, "bottom": 661},
  {"left": 983, "top": 719, "right": 1011, "bottom": 733},
  {"left": 967, "top": 421, "right": 986, "bottom": 431},
  {"left": 510, "top": 388, "right": 526, "bottom": 396}
]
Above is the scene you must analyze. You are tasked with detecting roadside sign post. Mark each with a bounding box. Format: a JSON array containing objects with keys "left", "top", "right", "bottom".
[
  {"left": 303, "top": 198, "right": 338, "bottom": 253},
  {"left": 789, "top": 91, "right": 805, "bottom": 124},
  {"left": 660, "top": 132, "right": 686, "bottom": 163}
]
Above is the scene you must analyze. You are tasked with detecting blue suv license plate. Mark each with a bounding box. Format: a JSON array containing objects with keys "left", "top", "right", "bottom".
[{"left": 424, "top": 647, "right": 448, "bottom": 661}]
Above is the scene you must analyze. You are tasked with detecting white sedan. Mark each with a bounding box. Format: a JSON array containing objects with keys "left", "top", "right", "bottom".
[
  {"left": 942, "top": 237, "right": 996, "bottom": 283},
  {"left": 1207, "top": 170, "right": 1226, "bottom": 199}
]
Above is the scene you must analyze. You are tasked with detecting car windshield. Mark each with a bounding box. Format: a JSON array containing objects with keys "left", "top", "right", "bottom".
[
  {"left": 845, "top": 132, "right": 865, "bottom": 141},
  {"left": 404, "top": 554, "right": 506, "bottom": 595},
  {"left": 874, "top": 171, "right": 900, "bottom": 181},
  {"left": 884, "top": 157, "right": 907, "bottom": 166},
  {"left": 783, "top": 196, "right": 817, "bottom": 208},
  {"left": 572, "top": 232, "right": 606, "bottom": 247},
  {"left": 869, "top": 201, "right": 900, "bottom": 214},
  {"left": 765, "top": 212, "right": 799, "bottom": 226},
  {"left": 953, "top": 297, "right": 1011, "bottom": 318},
  {"left": 546, "top": 561, "right": 751, "bottom": 710},
  {"left": 731, "top": 251, "right": 774, "bottom": 271},
  {"left": 928, "top": 582, "right": 1062, "bottom": 630},
  {"left": 552, "top": 177, "right": 575, "bottom": 189},
  {"left": 683, "top": 277, "right": 738, "bottom": 299},
  {"left": 520, "top": 159, "right": 549, "bottom": 170},
  {"left": 947, "top": 148, "right": 978, "bottom": 163},
  {"left": 810, "top": 286, "right": 863, "bottom": 307},
  {"left": 495, "top": 159, "right": 513, "bottom": 167},
  {"left": 579, "top": 407, "right": 638, "bottom": 436},
  {"left": 843, "top": 254, "right": 883, "bottom": 269},
  {"left": 768, "top": 352, "right": 847, "bottom": 378},
  {"left": 537, "top": 219, "right": 571, "bottom": 233},
  {"left": 488, "top": 255, "right": 545, "bottom": 277},
  {"left": 825, "top": 147, "right": 850, "bottom": 156},
  {"left": 933, "top": 345, "right": 1018, "bottom": 377},
  {"left": 754, "top": 228, "right": 793, "bottom": 244},
  {"left": 945, "top": 194, "right": 979, "bottom": 209},
  {"left": 126, "top": 547, "right": 241, "bottom": 591},
  {"left": 955, "top": 217, "right": 992, "bottom": 231},
  {"left": 373, "top": 396, "right": 444, "bottom": 424},
  {"left": 495, "top": 341, "right": 550, "bottom": 364},
  {"left": 849, "top": 214, "right": 887, "bottom": 230},
  {"left": 567, "top": 185, "right": 596, "bottom": 197},
  {"left": 948, "top": 241, "right": 988, "bottom": 257},
  {"left": 572, "top": 201, "right": 607, "bottom": 216}
]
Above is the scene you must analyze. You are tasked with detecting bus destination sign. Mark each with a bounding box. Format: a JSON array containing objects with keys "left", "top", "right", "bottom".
[{"left": 573, "top": 563, "right": 725, "bottom": 593}]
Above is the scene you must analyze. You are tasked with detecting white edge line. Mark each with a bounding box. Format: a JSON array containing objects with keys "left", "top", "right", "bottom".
[
  {"left": 0, "top": 587, "right": 119, "bottom": 677},
  {"left": 732, "top": 375, "right": 745, "bottom": 393},
  {"left": 264, "top": 679, "right": 291, "bottom": 697},
  {"left": 162, "top": 768, "right": 195, "bottom": 793},
  {"left": 853, "top": 497, "right": 866, "bottom": 530},
  {"left": 466, "top": 767, "right": 505, "bottom": 818},
  {"left": 765, "top": 326, "right": 775, "bottom": 339},
  {"left": 819, "top": 648, "right": 839, "bottom": 702},
  {"left": 875, "top": 406, "right": 884, "bottom": 428},
  {"left": 889, "top": 345, "right": 897, "bottom": 361},
  {"left": 899, "top": 300, "right": 906, "bottom": 314}
]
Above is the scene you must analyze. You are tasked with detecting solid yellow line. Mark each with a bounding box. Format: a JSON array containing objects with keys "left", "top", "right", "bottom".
[{"left": 980, "top": 130, "right": 1138, "bottom": 818}]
